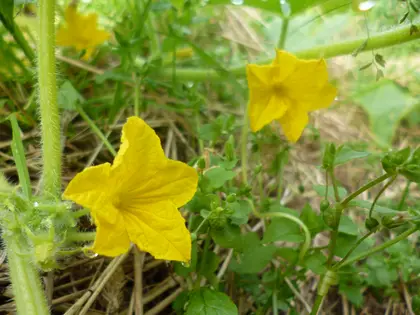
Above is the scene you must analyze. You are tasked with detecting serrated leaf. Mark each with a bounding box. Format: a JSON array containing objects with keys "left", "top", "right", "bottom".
[
  {"left": 334, "top": 145, "right": 370, "bottom": 166},
  {"left": 354, "top": 80, "right": 420, "bottom": 147},
  {"left": 374, "top": 54, "right": 386, "bottom": 68},
  {"left": 229, "top": 200, "right": 251, "bottom": 225},
  {"left": 303, "top": 251, "right": 327, "bottom": 274},
  {"left": 185, "top": 288, "right": 238, "bottom": 315},
  {"left": 338, "top": 216, "right": 359, "bottom": 235},
  {"left": 263, "top": 217, "right": 305, "bottom": 243},
  {"left": 229, "top": 245, "right": 277, "bottom": 274},
  {"left": 204, "top": 167, "right": 236, "bottom": 189},
  {"left": 300, "top": 204, "right": 325, "bottom": 236}
]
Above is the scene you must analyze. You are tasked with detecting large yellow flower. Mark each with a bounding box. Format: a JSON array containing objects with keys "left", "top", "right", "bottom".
[
  {"left": 63, "top": 117, "right": 198, "bottom": 262},
  {"left": 56, "top": 5, "right": 110, "bottom": 60},
  {"left": 246, "top": 50, "right": 337, "bottom": 142}
]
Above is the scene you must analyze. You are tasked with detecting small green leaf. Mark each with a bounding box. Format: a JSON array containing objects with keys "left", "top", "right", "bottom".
[
  {"left": 334, "top": 145, "right": 370, "bottom": 166},
  {"left": 58, "top": 80, "right": 85, "bottom": 111},
  {"left": 338, "top": 216, "right": 359, "bottom": 236},
  {"left": 300, "top": 204, "right": 325, "bottom": 236},
  {"left": 228, "top": 200, "right": 251, "bottom": 225},
  {"left": 348, "top": 199, "right": 399, "bottom": 215},
  {"left": 313, "top": 185, "right": 347, "bottom": 200},
  {"left": 211, "top": 224, "right": 259, "bottom": 250},
  {"left": 9, "top": 114, "right": 31, "bottom": 199},
  {"left": 374, "top": 54, "right": 386, "bottom": 68},
  {"left": 198, "top": 251, "right": 220, "bottom": 282},
  {"left": 303, "top": 251, "right": 327, "bottom": 274},
  {"left": 339, "top": 284, "right": 364, "bottom": 307},
  {"left": 263, "top": 217, "right": 304, "bottom": 243},
  {"left": 230, "top": 245, "right": 277, "bottom": 274},
  {"left": 204, "top": 167, "right": 236, "bottom": 189},
  {"left": 186, "top": 288, "right": 238, "bottom": 315}
]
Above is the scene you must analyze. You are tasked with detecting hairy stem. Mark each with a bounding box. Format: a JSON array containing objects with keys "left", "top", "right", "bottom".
[
  {"left": 5, "top": 234, "right": 49, "bottom": 315},
  {"left": 38, "top": 0, "right": 61, "bottom": 198}
]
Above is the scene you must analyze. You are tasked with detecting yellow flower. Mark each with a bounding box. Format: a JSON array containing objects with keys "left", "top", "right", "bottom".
[
  {"left": 246, "top": 50, "right": 337, "bottom": 142},
  {"left": 56, "top": 5, "right": 110, "bottom": 60},
  {"left": 63, "top": 117, "right": 198, "bottom": 262}
]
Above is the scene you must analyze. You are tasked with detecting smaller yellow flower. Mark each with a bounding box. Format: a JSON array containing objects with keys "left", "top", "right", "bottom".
[
  {"left": 246, "top": 50, "right": 337, "bottom": 142},
  {"left": 63, "top": 117, "right": 198, "bottom": 262},
  {"left": 56, "top": 5, "right": 110, "bottom": 60}
]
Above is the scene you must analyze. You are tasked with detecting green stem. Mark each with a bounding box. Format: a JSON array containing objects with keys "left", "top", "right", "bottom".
[
  {"left": 76, "top": 105, "right": 117, "bottom": 157},
  {"left": 338, "top": 225, "right": 418, "bottom": 269},
  {"left": 326, "top": 205, "right": 344, "bottom": 267},
  {"left": 38, "top": 0, "right": 61, "bottom": 198},
  {"left": 155, "top": 23, "right": 420, "bottom": 81},
  {"left": 368, "top": 175, "right": 396, "bottom": 219},
  {"left": 4, "top": 235, "right": 49, "bottom": 315},
  {"left": 329, "top": 169, "right": 341, "bottom": 202},
  {"left": 277, "top": 18, "right": 289, "bottom": 49},
  {"left": 398, "top": 181, "right": 411, "bottom": 210},
  {"left": 332, "top": 231, "right": 373, "bottom": 271},
  {"left": 250, "top": 201, "right": 311, "bottom": 263},
  {"left": 72, "top": 208, "right": 90, "bottom": 219},
  {"left": 272, "top": 288, "right": 279, "bottom": 315},
  {"left": 241, "top": 104, "right": 249, "bottom": 185},
  {"left": 340, "top": 173, "right": 393, "bottom": 206},
  {"left": 311, "top": 295, "right": 324, "bottom": 315},
  {"left": 66, "top": 232, "right": 96, "bottom": 242}
]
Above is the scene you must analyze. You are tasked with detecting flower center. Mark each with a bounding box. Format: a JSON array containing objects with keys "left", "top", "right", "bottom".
[{"left": 112, "top": 195, "right": 123, "bottom": 209}]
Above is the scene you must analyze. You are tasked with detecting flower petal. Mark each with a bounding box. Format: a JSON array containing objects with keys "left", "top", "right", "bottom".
[
  {"left": 91, "top": 209, "right": 131, "bottom": 257},
  {"left": 63, "top": 163, "right": 111, "bottom": 209},
  {"left": 249, "top": 94, "right": 290, "bottom": 132},
  {"left": 111, "top": 116, "right": 166, "bottom": 191},
  {"left": 271, "top": 50, "right": 299, "bottom": 78},
  {"left": 278, "top": 108, "right": 309, "bottom": 142},
  {"left": 122, "top": 201, "right": 191, "bottom": 262},
  {"left": 307, "top": 83, "right": 337, "bottom": 111},
  {"left": 56, "top": 27, "right": 73, "bottom": 46},
  {"left": 124, "top": 159, "right": 198, "bottom": 208}
]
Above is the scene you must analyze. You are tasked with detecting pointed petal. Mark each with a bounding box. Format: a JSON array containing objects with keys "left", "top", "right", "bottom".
[
  {"left": 271, "top": 50, "right": 299, "bottom": 82},
  {"left": 307, "top": 83, "right": 337, "bottom": 111},
  {"left": 246, "top": 64, "right": 276, "bottom": 87},
  {"left": 91, "top": 209, "right": 131, "bottom": 257},
  {"left": 124, "top": 159, "right": 198, "bottom": 208},
  {"left": 123, "top": 201, "right": 191, "bottom": 262},
  {"left": 278, "top": 108, "right": 309, "bottom": 142},
  {"left": 111, "top": 117, "right": 166, "bottom": 191},
  {"left": 249, "top": 94, "right": 290, "bottom": 132},
  {"left": 64, "top": 5, "right": 79, "bottom": 26},
  {"left": 63, "top": 163, "right": 111, "bottom": 209}
]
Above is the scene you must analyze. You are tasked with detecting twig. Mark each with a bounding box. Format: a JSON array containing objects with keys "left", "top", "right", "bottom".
[
  {"left": 217, "top": 249, "right": 233, "bottom": 280},
  {"left": 284, "top": 277, "right": 311, "bottom": 314},
  {"left": 134, "top": 248, "right": 146, "bottom": 315},
  {"left": 144, "top": 288, "right": 183, "bottom": 315},
  {"left": 64, "top": 249, "right": 130, "bottom": 315}
]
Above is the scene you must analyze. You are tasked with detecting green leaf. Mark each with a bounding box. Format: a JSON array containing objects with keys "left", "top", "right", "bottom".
[
  {"left": 276, "top": 248, "right": 299, "bottom": 263},
  {"left": 299, "top": 204, "right": 325, "bottom": 236},
  {"left": 230, "top": 245, "right": 277, "bottom": 274},
  {"left": 0, "top": 0, "right": 14, "bottom": 30},
  {"left": 198, "top": 251, "right": 220, "bottom": 282},
  {"left": 334, "top": 233, "right": 372, "bottom": 258},
  {"left": 263, "top": 217, "right": 304, "bottom": 243},
  {"left": 211, "top": 224, "right": 259, "bottom": 250},
  {"left": 58, "top": 81, "right": 85, "bottom": 111},
  {"left": 171, "top": 0, "right": 184, "bottom": 11},
  {"left": 313, "top": 185, "right": 347, "bottom": 199},
  {"left": 185, "top": 288, "right": 238, "bottom": 315},
  {"left": 338, "top": 216, "right": 359, "bottom": 236},
  {"left": 303, "top": 251, "right": 327, "bottom": 274},
  {"left": 228, "top": 200, "right": 251, "bottom": 225},
  {"left": 339, "top": 284, "right": 364, "bottom": 307},
  {"left": 334, "top": 145, "right": 370, "bottom": 166},
  {"left": 354, "top": 80, "right": 420, "bottom": 147},
  {"left": 9, "top": 114, "right": 31, "bottom": 199},
  {"left": 204, "top": 167, "right": 236, "bottom": 189}
]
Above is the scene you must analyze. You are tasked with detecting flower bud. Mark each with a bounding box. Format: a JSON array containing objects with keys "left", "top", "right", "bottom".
[
  {"left": 190, "top": 233, "right": 197, "bottom": 242},
  {"left": 226, "top": 193, "right": 237, "bottom": 203},
  {"left": 365, "top": 217, "right": 379, "bottom": 231},
  {"left": 224, "top": 135, "right": 236, "bottom": 161},
  {"left": 320, "top": 200, "right": 330, "bottom": 212},
  {"left": 323, "top": 206, "right": 337, "bottom": 228},
  {"left": 197, "top": 157, "right": 206, "bottom": 170},
  {"left": 322, "top": 143, "right": 336, "bottom": 170}
]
